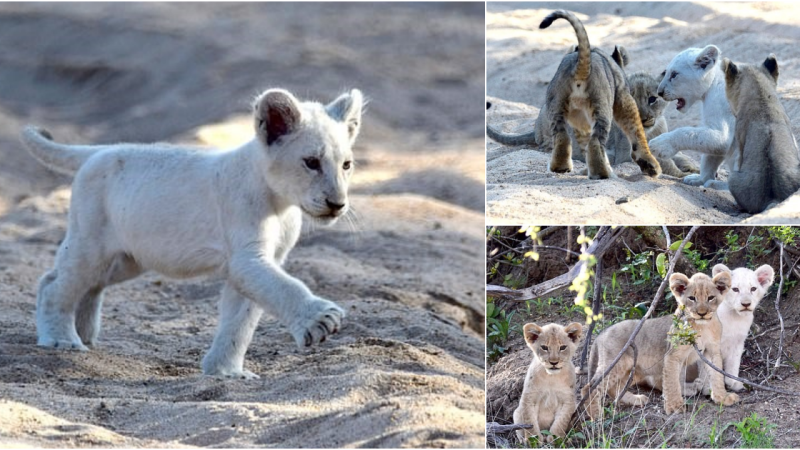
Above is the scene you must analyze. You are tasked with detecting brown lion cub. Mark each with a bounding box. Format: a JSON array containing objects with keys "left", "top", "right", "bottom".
[
  {"left": 514, "top": 322, "right": 582, "bottom": 445},
  {"left": 582, "top": 270, "right": 739, "bottom": 418},
  {"left": 538, "top": 10, "right": 661, "bottom": 179}
]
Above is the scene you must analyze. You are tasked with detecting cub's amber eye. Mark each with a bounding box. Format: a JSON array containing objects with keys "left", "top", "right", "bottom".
[
  {"left": 708, "top": 296, "right": 715, "bottom": 302},
  {"left": 688, "top": 296, "right": 696, "bottom": 302},
  {"left": 732, "top": 287, "right": 739, "bottom": 292},
  {"left": 541, "top": 345, "right": 549, "bottom": 351},
  {"left": 559, "top": 345, "right": 567, "bottom": 351},
  {"left": 304, "top": 157, "right": 321, "bottom": 171},
  {"left": 750, "top": 287, "right": 757, "bottom": 292},
  {"left": 343, "top": 160, "right": 352, "bottom": 170},
  {"left": 648, "top": 96, "right": 657, "bottom": 105}
]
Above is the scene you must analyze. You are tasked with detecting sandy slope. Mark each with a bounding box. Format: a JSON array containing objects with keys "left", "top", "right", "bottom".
[
  {"left": 0, "top": 3, "right": 485, "bottom": 448},
  {"left": 487, "top": 1, "right": 800, "bottom": 224}
]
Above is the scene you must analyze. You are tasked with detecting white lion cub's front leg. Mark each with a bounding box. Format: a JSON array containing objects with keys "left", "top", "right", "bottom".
[
  {"left": 228, "top": 249, "right": 345, "bottom": 348},
  {"left": 202, "top": 284, "right": 264, "bottom": 379}
]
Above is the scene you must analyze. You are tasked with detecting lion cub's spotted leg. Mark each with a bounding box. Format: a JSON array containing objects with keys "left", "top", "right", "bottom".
[
  {"left": 706, "top": 345, "right": 740, "bottom": 406},
  {"left": 663, "top": 346, "right": 692, "bottom": 414},
  {"left": 548, "top": 112, "right": 574, "bottom": 174},
  {"left": 549, "top": 401, "right": 576, "bottom": 442},
  {"left": 614, "top": 92, "right": 662, "bottom": 177},
  {"left": 202, "top": 284, "right": 264, "bottom": 379},
  {"left": 585, "top": 109, "right": 615, "bottom": 180},
  {"left": 513, "top": 401, "right": 542, "bottom": 444}
]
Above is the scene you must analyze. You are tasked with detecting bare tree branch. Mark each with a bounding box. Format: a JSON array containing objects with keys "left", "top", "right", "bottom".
[
  {"left": 487, "top": 226, "right": 626, "bottom": 301},
  {"left": 579, "top": 256, "right": 603, "bottom": 373}
]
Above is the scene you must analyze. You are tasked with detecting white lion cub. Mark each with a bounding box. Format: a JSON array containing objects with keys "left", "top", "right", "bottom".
[
  {"left": 685, "top": 263, "right": 774, "bottom": 395},
  {"left": 648, "top": 45, "right": 735, "bottom": 189},
  {"left": 20, "top": 88, "right": 363, "bottom": 379}
]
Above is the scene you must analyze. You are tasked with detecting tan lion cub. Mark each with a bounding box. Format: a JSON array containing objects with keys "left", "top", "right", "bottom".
[
  {"left": 583, "top": 270, "right": 738, "bottom": 417},
  {"left": 514, "top": 322, "right": 582, "bottom": 445}
]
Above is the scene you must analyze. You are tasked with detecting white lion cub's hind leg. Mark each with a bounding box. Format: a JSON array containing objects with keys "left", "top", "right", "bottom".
[{"left": 203, "top": 284, "right": 263, "bottom": 379}]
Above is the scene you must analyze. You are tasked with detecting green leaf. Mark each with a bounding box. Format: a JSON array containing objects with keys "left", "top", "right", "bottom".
[
  {"left": 670, "top": 240, "right": 692, "bottom": 251},
  {"left": 656, "top": 253, "right": 667, "bottom": 278}
]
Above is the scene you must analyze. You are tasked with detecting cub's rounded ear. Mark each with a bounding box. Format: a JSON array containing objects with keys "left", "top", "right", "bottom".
[
  {"left": 763, "top": 54, "right": 779, "bottom": 82},
  {"left": 523, "top": 323, "right": 544, "bottom": 345},
  {"left": 755, "top": 265, "right": 775, "bottom": 288},
  {"left": 611, "top": 45, "right": 629, "bottom": 69},
  {"left": 669, "top": 273, "right": 690, "bottom": 298},
  {"left": 254, "top": 89, "right": 302, "bottom": 146},
  {"left": 326, "top": 89, "right": 364, "bottom": 143},
  {"left": 711, "top": 263, "right": 731, "bottom": 277},
  {"left": 695, "top": 45, "right": 720, "bottom": 71},
  {"left": 723, "top": 58, "right": 738, "bottom": 80},
  {"left": 658, "top": 69, "right": 666, "bottom": 83},
  {"left": 564, "top": 322, "right": 583, "bottom": 343},
  {"left": 712, "top": 270, "right": 732, "bottom": 293}
]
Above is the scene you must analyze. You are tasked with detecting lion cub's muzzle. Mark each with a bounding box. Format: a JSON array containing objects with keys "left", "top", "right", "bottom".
[
  {"left": 323, "top": 199, "right": 347, "bottom": 218},
  {"left": 642, "top": 117, "right": 655, "bottom": 128}
]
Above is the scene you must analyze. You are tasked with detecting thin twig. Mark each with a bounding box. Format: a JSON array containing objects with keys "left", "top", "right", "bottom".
[
  {"left": 770, "top": 243, "right": 786, "bottom": 380},
  {"left": 579, "top": 257, "right": 603, "bottom": 373},
  {"left": 574, "top": 226, "right": 699, "bottom": 419},
  {"left": 614, "top": 342, "right": 637, "bottom": 404},
  {"left": 692, "top": 344, "right": 799, "bottom": 396},
  {"left": 748, "top": 322, "right": 800, "bottom": 340}
]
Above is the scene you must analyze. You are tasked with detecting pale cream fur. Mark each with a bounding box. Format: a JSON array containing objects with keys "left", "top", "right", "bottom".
[
  {"left": 582, "top": 270, "right": 739, "bottom": 418},
  {"left": 514, "top": 322, "right": 582, "bottom": 445},
  {"left": 20, "top": 88, "right": 363, "bottom": 379}
]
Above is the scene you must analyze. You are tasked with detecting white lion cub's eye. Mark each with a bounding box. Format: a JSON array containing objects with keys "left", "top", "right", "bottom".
[
  {"left": 750, "top": 287, "right": 756, "bottom": 292},
  {"left": 732, "top": 287, "right": 739, "bottom": 292},
  {"left": 304, "top": 157, "right": 321, "bottom": 171},
  {"left": 343, "top": 160, "right": 352, "bottom": 170}
]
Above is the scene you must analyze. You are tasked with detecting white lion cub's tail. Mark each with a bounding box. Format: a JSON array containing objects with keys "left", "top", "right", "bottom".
[{"left": 20, "top": 126, "right": 98, "bottom": 176}]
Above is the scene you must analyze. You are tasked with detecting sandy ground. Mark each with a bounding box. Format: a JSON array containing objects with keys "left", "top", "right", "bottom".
[
  {"left": 487, "top": 2, "right": 800, "bottom": 224},
  {"left": 0, "top": 3, "right": 486, "bottom": 448}
]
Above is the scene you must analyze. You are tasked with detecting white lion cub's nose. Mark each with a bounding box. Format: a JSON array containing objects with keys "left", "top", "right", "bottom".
[{"left": 325, "top": 199, "right": 346, "bottom": 214}]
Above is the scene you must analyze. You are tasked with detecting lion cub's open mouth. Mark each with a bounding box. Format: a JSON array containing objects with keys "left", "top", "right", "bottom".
[{"left": 676, "top": 98, "right": 686, "bottom": 111}]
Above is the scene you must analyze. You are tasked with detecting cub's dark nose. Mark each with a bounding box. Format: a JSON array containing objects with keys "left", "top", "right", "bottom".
[
  {"left": 658, "top": 88, "right": 665, "bottom": 97},
  {"left": 325, "top": 199, "right": 345, "bottom": 212}
]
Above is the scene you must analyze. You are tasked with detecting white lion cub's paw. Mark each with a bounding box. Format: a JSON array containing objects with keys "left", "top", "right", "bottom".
[
  {"left": 682, "top": 173, "right": 707, "bottom": 186},
  {"left": 206, "top": 368, "right": 260, "bottom": 380},
  {"left": 37, "top": 336, "right": 89, "bottom": 351},
  {"left": 290, "top": 297, "right": 345, "bottom": 347},
  {"left": 726, "top": 380, "right": 744, "bottom": 392},
  {"left": 648, "top": 136, "right": 677, "bottom": 159}
]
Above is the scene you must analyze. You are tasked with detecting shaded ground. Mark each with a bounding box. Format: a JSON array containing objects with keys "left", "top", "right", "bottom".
[
  {"left": 486, "top": 226, "right": 800, "bottom": 448},
  {"left": 0, "top": 3, "right": 486, "bottom": 448},
  {"left": 486, "top": 2, "right": 800, "bottom": 224}
]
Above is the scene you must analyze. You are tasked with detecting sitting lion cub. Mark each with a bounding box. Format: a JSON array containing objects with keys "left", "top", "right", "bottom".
[
  {"left": 684, "top": 263, "right": 774, "bottom": 395},
  {"left": 582, "top": 270, "right": 739, "bottom": 417},
  {"left": 514, "top": 322, "right": 582, "bottom": 445},
  {"left": 20, "top": 88, "right": 363, "bottom": 379}
]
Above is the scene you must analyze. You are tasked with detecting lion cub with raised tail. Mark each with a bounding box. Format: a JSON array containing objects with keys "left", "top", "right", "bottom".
[
  {"left": 537, "top": 10, "right": 661, "bottom": 179},
  {"left": 722, "top": 55, "right": 800, "bottom": 213},
  {"left": 20, "top": 88, "right": 363, "bottom": 379},
  {"left": 514, "top": 322, "right": 582, "bottom": 445},
  {"left": 582, "top": 270, "right": 738, "bottom": 418}
]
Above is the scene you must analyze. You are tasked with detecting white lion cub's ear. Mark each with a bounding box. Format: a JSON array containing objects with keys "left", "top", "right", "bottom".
[
  {"left": 326, "top": 89, "right": 364, "bottom": 143},
  {"left": 755, "top": 265, "right": 775, "bottom": 288},
  {"left": 254, "top": 89, "right": 303, "bottom": 146},
  {"left": 695, "top": 45, "right": 720, "bottom": 71}
]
